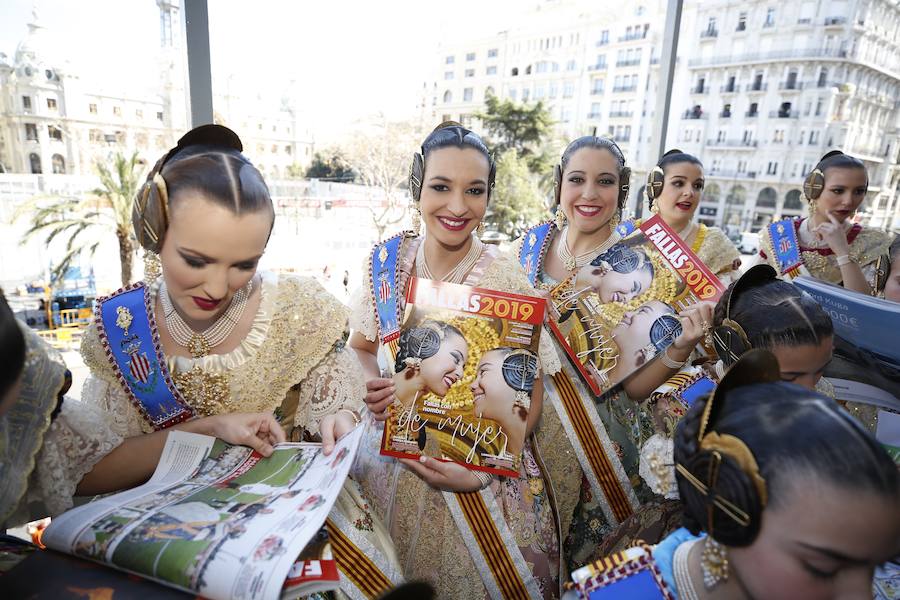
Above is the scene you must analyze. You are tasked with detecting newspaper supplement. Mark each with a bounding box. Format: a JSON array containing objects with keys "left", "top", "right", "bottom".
[{"left": 42, "top": 427, "right": 363, "bottom": 600}]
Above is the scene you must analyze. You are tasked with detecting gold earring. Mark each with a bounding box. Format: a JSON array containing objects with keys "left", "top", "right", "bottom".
[
  {"left": 555, "top": 205, "right": 567, "bottom": 229},
  {"left": 412, "top": 206, "right": 422, "bottom": 234},
  {"left": 650, "top": 202, "right": 660, "bottom": 215},
  {"left": 513, "top": 390, "right": 530, "bottom": 412},
  {"left": 700, "top": 537, "right": 729, "bottom": 589},
  {"left": 143, "top": 250, "right": 162, "bottom": 284},
  {"left": 609, "top": 210, "right": 620, "bottom": 231},
  {"left": 807, "top": 199, "right": 818, "bottom": 218},
  {"left": 477, "top": 221, "right": 485, "bottom": 238}
]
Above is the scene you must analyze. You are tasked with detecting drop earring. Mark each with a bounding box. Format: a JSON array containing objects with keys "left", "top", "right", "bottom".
[
  {"left": 555, "top": 205, "right": 567, "bottom": 229},
  {"left": 700, "top": 537, "right": 729, "bottom": 589},
  {"left": 412, "top": 206, "right": 422, "bottom": 234},
  {"left": 143, "top": 250, "right": 162, "bottom": 284}
]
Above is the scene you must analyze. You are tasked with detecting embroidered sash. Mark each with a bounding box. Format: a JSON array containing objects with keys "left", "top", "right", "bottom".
[
  {"left": 325, "top": 517, "right": 399, "bottom": 600},
  {"left": 767, "top": 218, "right": 808, "bottom": 279},
  {"left": 518, "top": 221, "right": 554, "bottom": 286},
  {"left": 545, "top": 367, "right": 639, "bottom": 524},
  {"left": 369, "top": 232, "right": 407, "bottom": 343},
  {"left": 95, "top": 283, "right": 193, "bottom": 429}
]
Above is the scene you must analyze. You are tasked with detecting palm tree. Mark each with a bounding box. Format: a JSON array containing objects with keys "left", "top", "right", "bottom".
[{"left": 17, "top": 151, "right": 145, "bottom": 287}]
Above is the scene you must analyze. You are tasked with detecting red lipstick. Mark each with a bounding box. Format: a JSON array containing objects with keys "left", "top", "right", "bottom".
[{"left": 192, "top": 296, "right": 222, "bottom": 311}]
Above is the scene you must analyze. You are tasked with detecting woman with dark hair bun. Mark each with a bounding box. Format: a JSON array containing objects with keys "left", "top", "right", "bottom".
[
  {"left": 655, "top": 353, "right": 900, "bottom": 599},
  {"left": 77, "top": 124, "right": 402, "bottom": 596},
  {"left": 391, "top": 320, "right": 467, "bottom": 411},
  {"left": 572, "top": 352, "right": 900, "bottom": 598},
  {"left": 350, "top": 122, "right": 564, "bottom": 597},
  {"left": 627, "top": 149, "right": 741, "bottom": 284},
  {"left": 760, "top": 150, "right": 892, "bottom": 296}
]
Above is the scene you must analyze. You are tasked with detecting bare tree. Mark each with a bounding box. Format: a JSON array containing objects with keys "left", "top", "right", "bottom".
[{"left": 343, "top": 118, "right": 424, "bottom": 241}]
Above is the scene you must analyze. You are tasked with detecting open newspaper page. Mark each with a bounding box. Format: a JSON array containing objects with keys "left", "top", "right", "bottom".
[
  {"left": 41, "top": 427, "right": 363, "bottom": 600},
  {"left": 380, "top": 278, "right": 546, "bottom": 477},
  {"left": 548, "top": 215, "right": 725, "bottom": 396}
]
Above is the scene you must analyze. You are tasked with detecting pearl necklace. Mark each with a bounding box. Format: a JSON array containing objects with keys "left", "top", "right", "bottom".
[
  {"left": 416, "top": 234, "right": 483, "bottom": 284},
  {"left": 556, "top": 226, "right": 621, "bottom": 271},
  {"left": 160, "top": 279, "right": 253, "bottom": 358},
  {"left": 673, "top": 538, "right": 702, "bottom": 600}
]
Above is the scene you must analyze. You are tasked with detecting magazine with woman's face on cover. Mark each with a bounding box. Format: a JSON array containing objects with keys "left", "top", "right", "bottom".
[
  {"left": 380, "top": 278, "right": 546, "bottom": 477},
  {"left": 548, "top": 215, "right": 725, "bottom": 396}
]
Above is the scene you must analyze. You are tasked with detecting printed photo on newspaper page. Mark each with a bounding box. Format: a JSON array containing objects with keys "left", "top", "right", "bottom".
[
  {"left": 40, "top": 427, "right": 363, "bottom": 600},
  {"left": 380, "top": 277, "right": 546, "bottom": 477},
  {"left": 548, "top": 215, "right": 725, "bottom": 396}
]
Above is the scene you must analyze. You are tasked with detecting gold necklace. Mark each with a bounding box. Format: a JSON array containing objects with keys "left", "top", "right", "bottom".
[
  {"left": 160, "top": 280, "right": 253, "bottom": 358},
  {"left": 556, "top": 226, "right": 621, "bottom": 271},
  {"left": 416, "top": 234, "right": 483, "bottom": 284}
]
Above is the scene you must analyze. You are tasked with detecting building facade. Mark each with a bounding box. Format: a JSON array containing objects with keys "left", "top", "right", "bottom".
[
  {"left": 677, "top": 0, "right": 900, "bottom": 232},
  {"left": 427, "top": 0, "right": 900, "bottom": 232},
  {"left": 0, "top": 2, "right": 313, "bottom": 180}
]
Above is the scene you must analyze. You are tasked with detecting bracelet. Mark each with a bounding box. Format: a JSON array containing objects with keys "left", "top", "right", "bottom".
[
  {"left": 473, "top": 470, "right": 494, "bottom": 489},
  {"left": 660, "top": 345, "right": 687, "bottom": 370},
  {"left": 835, "top": 254, "right": 852, "bottom": 266},
  {"left": 338, "top": 408, "right": 362, "bottom": 426}
]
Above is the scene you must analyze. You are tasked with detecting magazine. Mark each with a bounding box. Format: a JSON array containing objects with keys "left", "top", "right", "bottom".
[
  {"left": 39, "top": 427, "right": 362, "bottom": 600},
  {"left": 793, "top": 276, "right": 900, "bottom": 408},
  {"left": 380, "top": 277, "right": 546, "bottom": 477},
  {"left": 548, "top": 215, "right": 725, "bottom": 396}
]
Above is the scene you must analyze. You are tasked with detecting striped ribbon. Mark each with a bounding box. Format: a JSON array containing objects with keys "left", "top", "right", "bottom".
[{"left": 325, "top": 518, "right": 394, "bottom": 599}]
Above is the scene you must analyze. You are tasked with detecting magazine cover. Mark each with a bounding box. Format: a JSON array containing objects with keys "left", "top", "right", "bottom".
[
  {"left": 380, "top": 277, "right": 546, "bottom": 477},
  {"left": 548, "top": 215, "right": 725, "bottom": 396},
  {"left": 40, "top": 427, "right": 363, "bottom": 600}
]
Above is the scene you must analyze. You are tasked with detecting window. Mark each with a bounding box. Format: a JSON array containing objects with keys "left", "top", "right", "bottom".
[
  {"left": 809, "top": 131, "right": 819, "bottom": 144},
  {"left": 708, "top": 17, "right": 718, "bottom": 33},
  {"left": 89, "top": 103, "right": 98, "bottom": 114},
  {"left": 446, "top": 55, "right": 455, "bottom": 64},
  {"left": 752, "top": 73, "right": 764, "bottom": 90},
  {"left": 486, "top": 65, "right": 497, "bottom": 75},
  {"left": 599, "top": 30, "right": 609, "bottom": 45},
  {"left": 590, "top": 102, "right": 601, "bottom": 118},
  {"left": 748, "top": 102, "right": 758, "bottom": 116},
  {"left": 157, "top": 111, "right": 164, "bottom": 121},
  {"left": 536, "top": 61, "right": 548, "bottom": 73},
  {"left": 47, "top": 98, "right": 57, "bottom": 110},
  {"left": 563, "top": 81, "right": 575, "bottom": 98},
  {"left": 818, "top": 68, "right": 828, "bottom": 87},
  {"left": 815, "top": 98, "right": 823, "bottom": 116},
  {"left": 509, "top": 89, "right": 517, "bottom": 101},
  {"left": 737, "top": 12, "right": 746, "bottom": 31},
  {"left": 592, "top": 79, "right": 604, "bottom": 94},
  {"left": 535, "top": 85, "right": 545, "bottom": 99},
  {"left": 465, "top": 69, "right": 475, "bottom": 77},
  {"left": 89, "top": 129, "right": 103, "bottom": 142},
  {"left": 463, "top": 88, "right": 473, "bottom": 102},
  {"left": 443, "top": 90, "right": 453, "bottom": 103},
  {"left": 522, "top": 88, "right": 530, "bottom": 101},
  {"left": 25, "top": 123, "right": 38, "bottom": 141},
  {"left": 487, "top": 48, "right": 498, "bottom": 58},
  {"left": 717, "top": 130, "right": 726, "bottom": 142},
  {"left": 511, "top": 67, "right": 519, "bottom": 76},
  {"left": 22, "top": 95, "right": 32, "bottom": 110},
  {"left": 773, "top": 129, "right": 784, "bottom": 143},
  {"left": 466, "top": 52, "right": 476, "bottom": 61},
  {"left": 113, "top": 106, "right": 122, "bottom": 116},
  {"left": 485, "top": 86, "right": 495, "bottom": 98},
  {"left": 766, "top": 161, "right": 778, "bottom": 175},
  {"left": 566, "top": 59, "right": 577, "bottom": 71},
  {"left": 764, "top": 8, "right": 775, "bottom": 27},
  {"left": 722, "top": 103, "right": 732, "bottom": 117},
  {"left": 29, "top": 153, "right": 42, "bottom": 174},
  {"left": 549, "top": 82, "right": 558, "bottom": 98},
  {"left": 799, "top": 130, "right": 806, "bottom": 144},
  {"left": 444, "top": 71, "right": 454, "bottom": 80},
  {"left": 561, "top": 107, "right": 571, "bottom": 122},
  {"left": 48, "top": 126, "right": 62, "bottom": 141},
  {"left": 136, "top": 109, "right": 143, "bottom": 119},
  {"left": 51, "top": 154, "right": 65, "bottom": 174}
]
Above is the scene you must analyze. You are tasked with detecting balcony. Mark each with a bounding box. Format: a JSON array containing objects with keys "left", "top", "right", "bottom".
[
  {"left": 824, "top": 16, "right": 847, "bottom": 27},
  {"left": 591, "top": 88, "right": 605, "bottom": 95},
  {"left": 736, "top": 23, "right": 747, "bottom": 32},
  {"left": 745, "top": 110, "right": 759, "bottom": 117},
  {"left": 720, "top": 84, "right": 739, "bottom": 93},
  {"left": 587, "top": 112, "right": 602, "bottom": 119},
  {"left": 609, "top": 111, "right": 634, "bottom": 118},
  {"left": 705, "top": 139, "right": 758, "bottom": 149},
  {"left": 616, "top": 59, "right": 641, "bottom": 67},
  {"left": 747, "top": 82, "right": 768, "bottom": 92},
  {"left": 613, "top": 135, "right": 631, "bottom": 143},
  {"left": 612, "top": 85, "right": 638, "bottom": 93},
  {"left": 618, "top": 32, "right": 648, "bottom": 42},
  {"left": 691, "top": 84, "right": 710, "bottom": 94},
  {"left": 688, "top": 47, "right": 850, "bottom": 68},
  {"left": 719, "top": 110, "right": 732, "bottom": 118},
  {"left": 588, "top": 62, "right": 608, "bottom": 71},
  {"left": 797, "top": 18, "right": 812, "bottom": 25},
  {"left": 708, "top": 170, "right": 758, "bottom": 179},
  {"left": 770, "top": 109, "right": 799, "bottom": 118},
  {"left": 682, "top": 109, "right": 706, "bottom": 120},
  {"left": 700, "top": 29, "right": 718, "bottom": 39},
  {"left": 778, "top": 81, "right": 804, "bottom": 91}
]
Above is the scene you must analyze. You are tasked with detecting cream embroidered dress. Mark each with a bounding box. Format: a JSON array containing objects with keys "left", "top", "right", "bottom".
[
  {"left": 79, "top": 272, "right": 403, "bottom": 596},
  {"left": 350, "top": 236, "right": 565, "bottom": 599},
  {"left": 2, "top": 322, "right": 122, "bottom": 528}
]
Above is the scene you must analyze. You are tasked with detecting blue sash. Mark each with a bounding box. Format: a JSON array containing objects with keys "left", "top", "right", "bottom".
[
  {"left": 615, "top": 218, "right": 638, "bottom": 238},
  {"left": 679, "top": 375, "right": 716, "bottom": 408},
  {"left": 96, "top": 283, "right": 193, "bottom": 429},
  {"left": 370, "top": 232, "right": 405, "bottom": 343},
  {"left": 768, "top": 218, "right": 803, "bottom": 277},
  {"left": 518, "top": 221, "right": 554, "bottom": 286}
]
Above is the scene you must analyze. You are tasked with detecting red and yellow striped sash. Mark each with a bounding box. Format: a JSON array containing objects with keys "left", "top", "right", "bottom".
[{"left": 326, "top": 518, "right": 393, "bottom": 599}]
